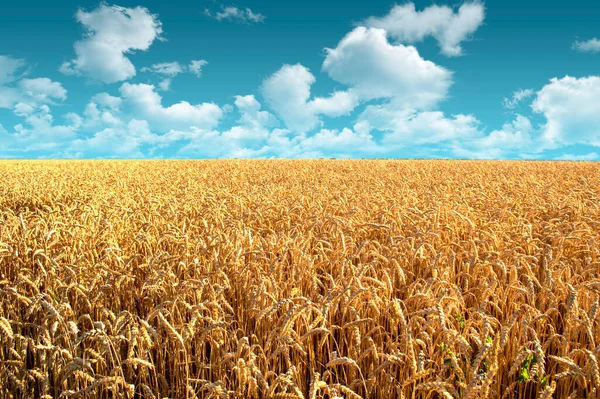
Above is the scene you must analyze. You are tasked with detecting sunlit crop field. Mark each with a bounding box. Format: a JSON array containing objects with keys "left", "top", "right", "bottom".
[{"left": 1, "top": 160, "right": 599, "bottom": 398}]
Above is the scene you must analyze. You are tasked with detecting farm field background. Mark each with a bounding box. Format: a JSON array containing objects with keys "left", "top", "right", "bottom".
[{"left": 1, "top": 160, "right": 599, "bottom": 398}]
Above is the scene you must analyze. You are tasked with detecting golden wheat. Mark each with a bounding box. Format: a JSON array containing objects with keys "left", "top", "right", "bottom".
[{"left": 0, "top": 159, "right": 599, "bottom": 398}]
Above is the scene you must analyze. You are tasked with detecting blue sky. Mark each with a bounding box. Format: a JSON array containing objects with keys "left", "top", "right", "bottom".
[{"left": 1, "top": 0, "right": 600, "bottom": 159}]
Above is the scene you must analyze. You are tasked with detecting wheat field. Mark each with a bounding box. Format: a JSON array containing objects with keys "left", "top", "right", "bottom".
[{"left": 0, "top": 160, "right": 599, "bottom": 398}]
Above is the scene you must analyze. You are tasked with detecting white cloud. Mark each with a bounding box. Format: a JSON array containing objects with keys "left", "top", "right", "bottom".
[
  {"left": 141, "top": 62, "right": 184, "bottom": 76},
  {"left": 189, "top": 60, "right": 208, "bottom": 77},
  {"left": 178, "top": 96, "right": 376, "bottom": 159},
  {"left": 66, "top": 117, "right": 236, "bottom": 158},
  {"left": 141, "top": 60, "right": 208, "bottom": 90},
  {"left": 261, "top": 64, "right": 358, "bottom": 132},
  {"left": 183, "top": 95, "right": 278, "bottom": 155},
  {"left": 5, "top": 92, "right": 273, "bottom": 159},
  {"left": 322, "top": 27, "right": 451, "bottom": 108},
  {"left": 221, "top": 125, "right": 269, "bottom": 145},
  {"left": 19, "top": 78, "right": 67, "bottom": 103},
  {"left": 234, "top": 94, "right": 261, "bottom": 112},
  {"left": 363, "top": 2, "right": 485, "bottom": 56},
  {"left": 572, "top": 38, "right": 600, "bottom": 54},
  {"left": 357, "top": 104, "right": 480, "bottom": 146},
  {"left": 295, "top": 122, "right": 381, "bottom": 158},
  {"left": 119, "top": 83, "right": 223, "bottom": 130},
  {"left": 555, "top": 152, "right": 599, "bottom": 161},
  {"left": 178, "top": 128, "right": 276, "bottom": 158},
  {"left": 234, "top": 94, "right": 278, "bottom": 129},
  {"left": 178, "top": 124, "right": 380, "bottom": 159},
  {"left": 69, "top": 119, "right": 157, "bottom": 158},
  {"left": 452, "top": 114, "right": 533, "bottom": 159},
  {"left": 502, "top": 89, "right": 534, "bottom": 109},
  {"left": 60, "top": 4, "right": 162, "bottom": 83},
  {"left": 309, "top": 90, "right": 360, "bottom": 118},
  {"left": 83, "top": 102, "right": 122, "bottom": 126},
  {"left": 458, "top": 76, "right": 600, "bottom": 158},
  {"left": 78, "top": 92, "right": 124, "bottom": 129},
  {"left": 0, "top": 55, "right": 26, "bottom": 85},
  {"left": 157, "top": 79, "right": 172, "bottom": 91},
  {"left": 14, "top": 102, "right": 36, "bottom": 116},
  {"left": 0, "top": 124, "right": 7, "bottom": 134},
  {"left": 532, "top": 76, "right": 600, "bottom": 146},
  {"left": 0, "top": 86, "right": 21, "bottom": 109},
  {"left": 0, "top": 56, "right": 27, "bottom": 108},
  {"left": 8, "top": 103, "right": 81, "bottom": 149},
  {"left": 92, "top": 93, "right": 122, "bottom": 110},
  {"left": 1, "top": 76, "right": 67, "bottom": 109},
  {"left": 141, "top": 62, "right": 184, "bottom": 91},
  {"left": 178, "top": 129, "right": 242, "bottom": 158},
  {"left": 480, "top": 115, "right": 533, "bottom": 149},
  {"left": 206, "top": 6, "right": 265, "bottom": 24},
  {"left": 1, "top": 57, "right": 68, "bottom": 111}
]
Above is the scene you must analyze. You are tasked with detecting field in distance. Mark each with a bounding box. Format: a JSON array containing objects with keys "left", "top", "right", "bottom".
[{"left": 1, "top": 160, "right": 599, "bottom": 398}]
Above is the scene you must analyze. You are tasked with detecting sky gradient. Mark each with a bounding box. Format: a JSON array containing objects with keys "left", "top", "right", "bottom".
[{"left": 1, "top": 0, "right": 600, "bottom": 159}]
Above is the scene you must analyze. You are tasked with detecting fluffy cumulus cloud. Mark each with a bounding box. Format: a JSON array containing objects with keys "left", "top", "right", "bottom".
[
  {"left": 503, "top": 89, "right": 534, "bottom": 109},
  {"left": 191, "top": 95, "right": 278, "bottom": 154},
  {"left": 322, "top": 27, "right": 452, "bottom": 108},
  {"left": 310, "top": 91, "right": 360, "bottom": 118},
  {"left": 572, "top": 38, "right": 600, "bottom": 54},
  {"left": 358, "top": 105, "right": 480, "bottom": 146},
  {"left": 19, "top": 78, "right": 67, "bottom": 103},
  {"left": 83, "top": 93, "right": 123, "bottom": 127},
  {"left": 174, "top": 100, "right": 267, "bottom": 158},
  {"left": 261, "top": 64, "right": 358, "bottom": 133},
  {"left": 176, "top": 94, "right": 379, "bottom": 159},
  {"left": 452, "top": 114, "right": 534, "bottom": 159},
  {"left": 179, "top": 125, "right": 380, "bottom": 159},
  {"left": 294, "top": 122, "right": 381, "bottom": 158},
  {"left": 454, "top": 76, "right": 600, "bottom": 158},
  {"left": 177, "top": 128, "right": 253, "bottom": 158},
  {"left": 68, "top": 119, "right": 160, "bottom": 158},
  {"left": 363, "top": 2, "right": 485, "bottom": 56},
  {"left": 66, "top": 112, "right": 254, "bottom": 158},
  {"left": 119, "top": 83, "right": 223, "bottom": 130},
  {"left": 13, "top": 103, "right": 80, "bottom": 135},
  {"left": 205, "top": 6, "right": 265, "bottom": 24},
  {"left": 84, "top": 103, "right": 121, "bottom": 126},
  {"left": 178, "top": 95, "right": 280, "bottom": 158},
  {"left": 532, "top": 76, "right": 600, "bottom": 147},
  {"left": 0, "top": 73, "right": 68, "bottom": 110},
  {"left": 0, "top": 57, "right": 73, "bottom": 146},
  {"left": 5, "top": 103, "right": 82, "bottom": 154},
  {"left": 60, "top": 4, "right": 163, "bottom": 83},
  {"left": 481, "top": 115, "right": 533, "bottom": 150},
  {"left": 92, "top": 92, "right": 122, "bottom": 110},
  {"left": 261, "top": 64, "right": 314, "bottom": 132},
  {"left": 234, "top": 95, "right": 278, "bottom": 129}
]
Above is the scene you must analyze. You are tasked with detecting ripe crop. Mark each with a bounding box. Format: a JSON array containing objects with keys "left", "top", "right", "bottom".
[{"left": 0, "top": 160, "right": 599, "bottom": 398}]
